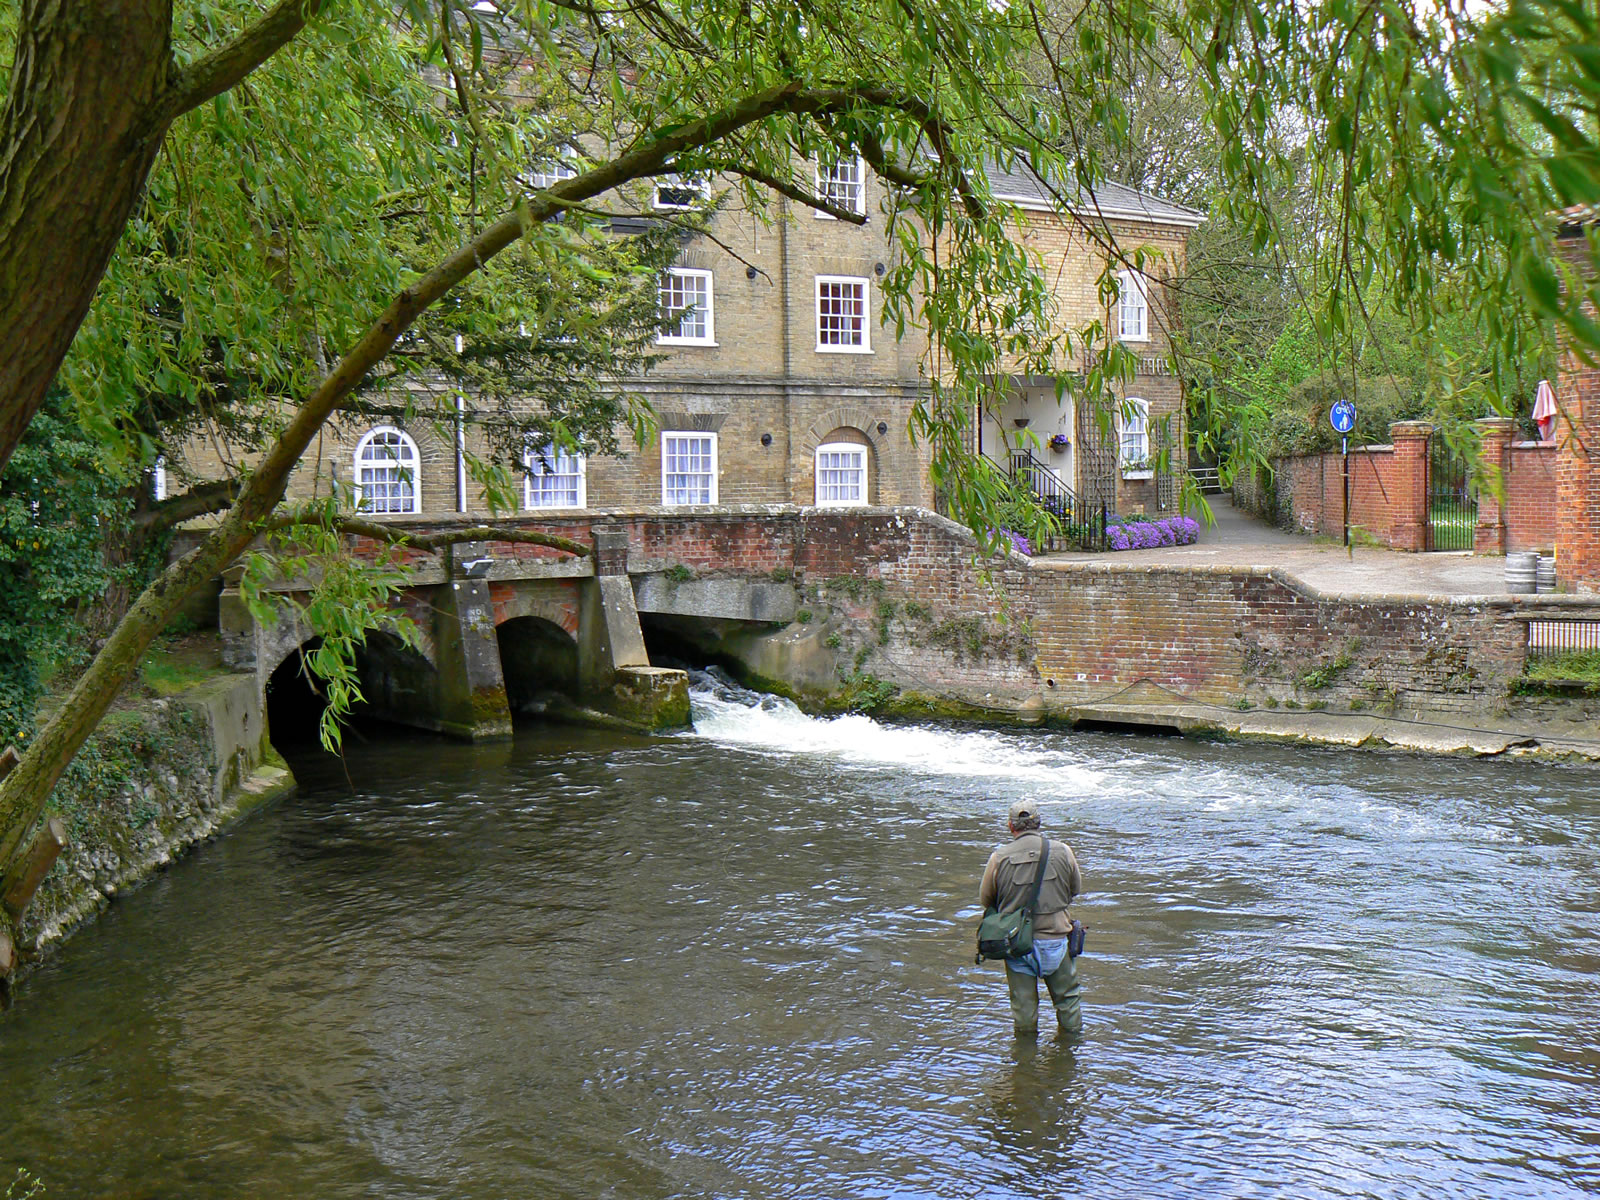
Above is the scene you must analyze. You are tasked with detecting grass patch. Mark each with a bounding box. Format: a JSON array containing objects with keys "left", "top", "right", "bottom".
[
  {"left": 140, "top": 633, "right": 227, "bottom": 697},
  {"left": 794, "top": 609, "right": 813, "bottom": 625},
  {"left": 1523, "top": 650, "right": 1600, "bottom": 684},
  {"left": 1514, "top": 650, "right": 1600, "bottom": 696}
]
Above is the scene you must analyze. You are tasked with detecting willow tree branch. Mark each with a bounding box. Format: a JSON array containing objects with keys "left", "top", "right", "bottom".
[
  {"left": 729, "top": 165, "right": 867, "bottom": 225},
  {"left": 265, "top": 515, "right": 594, "bottom": 558},
  {"left": 134, "top": 479, "right": 241, "bottom": 531},
  {"left": 163, "top": 0, "right": 327, "bottom": 119},
  {"left": 2, "top": 75, "right": 928, "bottom": 872}
]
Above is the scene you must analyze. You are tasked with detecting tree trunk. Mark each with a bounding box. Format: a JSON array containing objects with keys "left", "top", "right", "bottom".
[{"left": 0, "top": 0, "right": 175, "bottom": 475}]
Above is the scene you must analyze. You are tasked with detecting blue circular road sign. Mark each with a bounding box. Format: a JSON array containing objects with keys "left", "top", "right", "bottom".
[{"left": 1329, "top": 399, "right": 1357, "bottom": 434}]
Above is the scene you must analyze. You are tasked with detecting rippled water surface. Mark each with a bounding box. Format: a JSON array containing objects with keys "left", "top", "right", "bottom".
[{"left": 4, "top": 678, "right": 1600, "bottom": 1198}]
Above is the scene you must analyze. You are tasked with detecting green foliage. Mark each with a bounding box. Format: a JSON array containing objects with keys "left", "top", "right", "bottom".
[
  {"left": 140, "top": 638, "right": 227, "bottom": 698},
  {"left": 1522, "top": 650, "right": 1600, "bottom": 687},
  {"left": 824, "top": 576, "right": 886, "bottom": 603},
  {"left": 903, "top": 600, "right": 931, "bottom": 622},
  {"left": 794, "top": 608, "right": 813, "bottom": 625},
  {"left": 0, "top": 395, "right": 151, "bottom": 746},
  {"left": 664, "top": 564, "right": 696, "bottom": 584},
  {"left": 5, "top": 1168, "right": 44, "bottom": 1199},
  {"left": 840, "top": 670, "right": 900, "bottom": 713},
  {"left": 928, "top": 616, "right": 987, "bottom": 661},
  {"left": 1300, "top": 645, "right": 1357, "bottom": 691},
  {"left": 49, "top": 705, "right": 206, "bottom": 844},
  {"left": 768, "top": 568, "right": 792, "bottom": 583},
  {"left": 824, "top": 632, "right": 843, "bottom": 650},
  {"left": 239, "top": 513, "right": 423, "bottom": 753},
  {"left": 875, "top": 600, "right": 897, "bottom": 645}
]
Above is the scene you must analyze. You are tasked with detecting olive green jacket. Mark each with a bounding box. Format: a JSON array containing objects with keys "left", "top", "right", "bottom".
[{"left": 978, "top": 831, "right": 1081, "bottom": 937}]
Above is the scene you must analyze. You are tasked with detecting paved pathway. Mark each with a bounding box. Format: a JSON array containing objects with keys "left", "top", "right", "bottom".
[{"left": 1040, "top": 498, "right": 1520, "bottom": 598}]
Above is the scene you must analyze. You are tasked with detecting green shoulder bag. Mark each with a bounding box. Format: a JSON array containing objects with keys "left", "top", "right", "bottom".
[{"left": 974, "top": 834, "right": 1051, "bottom": 965}]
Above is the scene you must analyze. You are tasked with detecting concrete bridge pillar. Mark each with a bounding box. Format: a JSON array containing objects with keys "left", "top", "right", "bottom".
[
  {"left": 434, "top": 542, "right": 514, "bottom": 742},
  {"left": 579, "top": 526, "right": 690, "bottom": 729}
]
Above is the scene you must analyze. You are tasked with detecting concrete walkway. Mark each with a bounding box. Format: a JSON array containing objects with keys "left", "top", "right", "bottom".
[{"left": 1042, "top": 498, "right": 1519, "bottom": 599}]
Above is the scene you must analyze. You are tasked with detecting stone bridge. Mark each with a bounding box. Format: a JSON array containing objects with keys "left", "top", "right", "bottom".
[
  {"left": 218, "top": 505, "right": 1600, "bottom": 744},
  {"left": 220, "top": 508, "right": 815, "bottom": 739}
]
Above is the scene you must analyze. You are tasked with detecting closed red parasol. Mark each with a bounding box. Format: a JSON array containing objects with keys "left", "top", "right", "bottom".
[{"left": 1533, "top": 379, "right": 1558, "bottom": 442}]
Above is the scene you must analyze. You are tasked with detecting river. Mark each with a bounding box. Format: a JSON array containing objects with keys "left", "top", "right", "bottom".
[{"left": 2, "top": 673, "right": 1598, "bottom": 1198}]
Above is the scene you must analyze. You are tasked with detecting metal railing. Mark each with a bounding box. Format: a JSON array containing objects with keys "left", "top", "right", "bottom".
[
  {"left": 1526, "top": 619, "right": 1600, "bottom": 659},
  {"left": 1008, "top": 450, "right": 1108, "bottom": 551}
]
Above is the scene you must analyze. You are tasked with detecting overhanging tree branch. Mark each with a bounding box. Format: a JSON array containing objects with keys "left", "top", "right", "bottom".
[
  {"left": 135, "top": 479, "right": 242, "bottom": 531},
  {"left": 264, "top": 515, "right": 595, "bottom": 559},
  {"left": 728, "top": 165, "right": 868, "bottom": 224},
  {"left": 163, "top": 0, "right": 328, "bottom": 120},
  {"left": 0, "top": 74, "right": 957, "bottom": 873}
]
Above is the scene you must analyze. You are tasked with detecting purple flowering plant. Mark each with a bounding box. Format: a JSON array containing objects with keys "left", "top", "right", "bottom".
[{"left": 1104, "top": 514, "right": 1200, "bottom": 551}]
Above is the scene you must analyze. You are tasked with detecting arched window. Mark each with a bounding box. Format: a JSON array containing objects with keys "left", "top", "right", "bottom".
[
  {"left": 1118, "top": 399, "right": 1150, "bottom": 471},
  {"left": 355, "top": 426, "right": 421, "bottom": 514},
  {"left": 524, "top": 443, "right": 587, "bottom": 509},
  {"left": 815, "top": 439, "right": 869, "bottom": 506}
]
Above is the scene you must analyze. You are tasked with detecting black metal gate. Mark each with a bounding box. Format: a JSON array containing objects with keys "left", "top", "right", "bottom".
[{"left": 1426, "top": 436, "right": 1476, "bottom": 551}]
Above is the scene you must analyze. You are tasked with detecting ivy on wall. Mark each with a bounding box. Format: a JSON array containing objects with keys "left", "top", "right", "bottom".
[{"left": 0, "top": 394, "right": 157, "bottom": 746}]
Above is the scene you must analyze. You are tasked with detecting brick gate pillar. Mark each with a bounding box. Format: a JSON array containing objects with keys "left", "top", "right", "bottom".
[
  {"left": 1554, "top": 221, "right": 1600, "bottom": 592},
  {"left": 1388, "top": 421, "right": 1432, "bottom": 552},
  {"left": 1473, "top": 416, "right": 1517, "bottom": 555}
]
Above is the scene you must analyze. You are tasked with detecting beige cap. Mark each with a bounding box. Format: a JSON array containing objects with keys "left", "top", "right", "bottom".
[{"left": 1008, "top": 798, "right": 1041, "bottom": 826}]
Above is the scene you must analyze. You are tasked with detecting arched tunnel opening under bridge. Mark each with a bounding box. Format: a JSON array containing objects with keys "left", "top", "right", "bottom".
[
  {"left": 638, "top": 613, "right": 757, "bottom": 679},
  {"left": 497, "top": 616, "right": 579, "bottom": 717},
  {"left": 265, "top": 638, "right": 331, "bottom": 748},
  {"left": 266, "top": 631, "right": 441, "bottom": 749}
]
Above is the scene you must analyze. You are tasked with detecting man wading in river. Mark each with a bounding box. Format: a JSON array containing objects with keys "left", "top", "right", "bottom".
[{"left": 978, "top": 799, "right": 1083, "bottom": 1037}]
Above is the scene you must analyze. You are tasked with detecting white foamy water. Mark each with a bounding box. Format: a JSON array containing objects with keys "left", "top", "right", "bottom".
[{"left": 686, "top": 675, "right": 1107, "bottom": 795}]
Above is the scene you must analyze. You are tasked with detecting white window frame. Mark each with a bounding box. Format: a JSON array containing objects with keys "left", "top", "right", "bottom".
[
  {"left": 1119, "top": 398, "right": 1152, "bottom": 477},
  {"left": 523, "top": 443, "right": 587, "bottom": 509},
  {"left": 658, "top": 268, "right": 715, "bottom": 345},
  {"left": 653, "top": 172, "right": 711, "bottom": 210},
  {"left": 814, "top": 155, "right": 866, "bottom": 219},
  {"left": 1117, "top": 269, "right": 1149, "bottom": 342},
  {"left": 354, "top": 425, "right": 422, "bottom": 515},
  {"left": 527, "top": 161, "right": 577, "bottom": 191},
  {"left": 814, "top": 442, "right": 868, "bottom": 507},
  {"left": 815, "top": 275, "right": 872, "bottom": 353},
  {"left": 661, "top": 432, "right": 718, "bottom": 506}
]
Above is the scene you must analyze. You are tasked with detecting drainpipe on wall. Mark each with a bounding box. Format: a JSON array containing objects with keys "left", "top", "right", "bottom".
[
  {"left": 455, "top": 392, "right": 467, "bottom": 514},
  {"left": 779, "top": 191, "right": 793, "bottom": 500}
]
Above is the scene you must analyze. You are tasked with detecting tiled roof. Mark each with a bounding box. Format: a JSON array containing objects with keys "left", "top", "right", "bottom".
[
  {"left": 1557, "top": 202, "right": 1600, "bottom": 233},
  {"left": 981, "top": 160, "right": 1205, "bottom": 228}
]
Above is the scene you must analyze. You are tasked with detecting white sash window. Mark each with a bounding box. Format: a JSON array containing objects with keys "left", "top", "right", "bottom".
[
  {"left": 815, "top": 443, "right": 867, "bottom": 506},
  {"left": 662, "top": 432, "right": 718, "bottom": 505}
]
